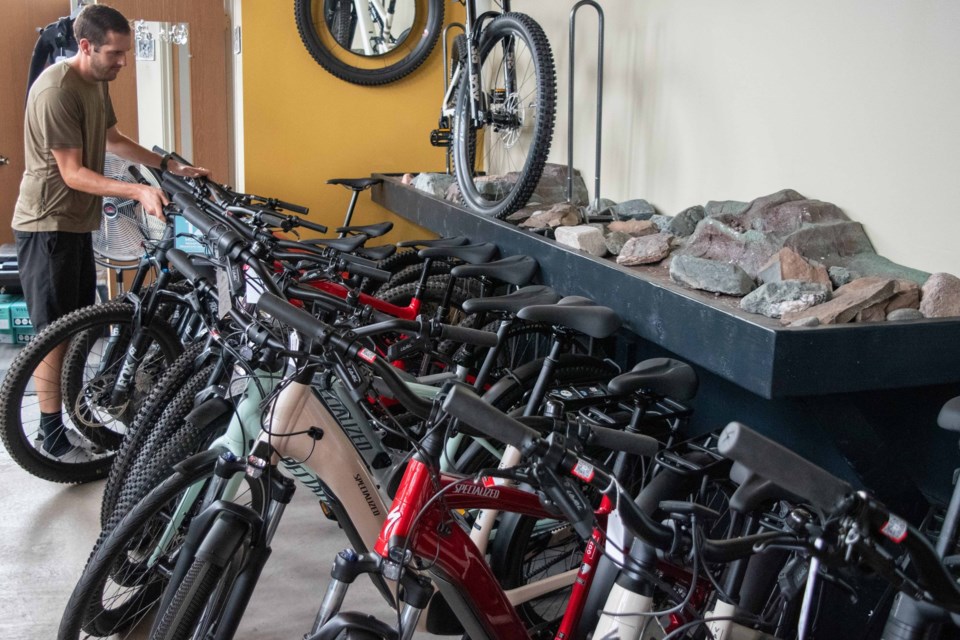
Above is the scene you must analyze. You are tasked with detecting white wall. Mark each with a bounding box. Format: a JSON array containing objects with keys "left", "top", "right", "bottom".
[{"left": 521, "top": 0, "right": 960, "bottom": 275}]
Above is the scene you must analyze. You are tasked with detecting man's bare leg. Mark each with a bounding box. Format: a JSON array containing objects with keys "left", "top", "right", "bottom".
[{"left": 35, "top": 341, "right": 67, "bottom": 414}]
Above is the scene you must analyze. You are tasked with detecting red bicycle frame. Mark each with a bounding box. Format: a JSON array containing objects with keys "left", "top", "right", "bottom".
[{"left": 373, "top": 457, "right": 610, "bottom": 639}]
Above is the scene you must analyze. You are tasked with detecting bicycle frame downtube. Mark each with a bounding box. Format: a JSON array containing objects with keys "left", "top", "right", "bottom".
[{"left": 374, "top": 457, "right": 601, "bottom": 638}]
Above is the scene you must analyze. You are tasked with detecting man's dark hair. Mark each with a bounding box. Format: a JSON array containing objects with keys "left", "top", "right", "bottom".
[{"left": 72, "top": 4, "right": 130, "bottom": 47}]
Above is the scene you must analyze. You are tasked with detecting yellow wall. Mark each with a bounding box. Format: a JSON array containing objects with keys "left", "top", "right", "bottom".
[{"left": 241, "top": 2, "right": 464, "bottom": 240}]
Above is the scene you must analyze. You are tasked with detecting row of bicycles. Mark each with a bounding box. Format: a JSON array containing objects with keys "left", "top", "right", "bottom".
[{"left": 2, "top": 161, "right": 959, "bottom": 640}]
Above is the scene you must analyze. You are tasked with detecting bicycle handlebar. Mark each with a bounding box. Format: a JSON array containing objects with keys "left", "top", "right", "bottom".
[
  {"left": 717, "top": 422, "right": 853, "bottom": 515},
  {"left": 166, "top": 248, "right": 202, "bottom": 282}
]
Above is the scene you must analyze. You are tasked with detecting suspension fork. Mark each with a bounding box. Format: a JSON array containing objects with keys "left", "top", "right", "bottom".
[{"left": 108, "top": 269, "right": 174, "bottom": 405}]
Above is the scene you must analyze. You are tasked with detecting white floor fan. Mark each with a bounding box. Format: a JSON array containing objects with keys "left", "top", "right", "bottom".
[{"left": 94, "top": 152, "right": 167, "bottom": 298}]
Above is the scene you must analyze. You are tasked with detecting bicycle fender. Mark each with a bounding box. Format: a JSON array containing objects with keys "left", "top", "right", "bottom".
[
  {"left": 305, "top": 611, "right": 397, "bottom": 640},
  {"left": 183, "top": 395, "right": 233, "bottom": 430},
  {"left": 172, "top": 447, "right": 227, "bottom": 475}
]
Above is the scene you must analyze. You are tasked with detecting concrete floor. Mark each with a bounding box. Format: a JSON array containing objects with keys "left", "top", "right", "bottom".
[{"left": 0, "top": 345, "right": 438, "bottom": 640}]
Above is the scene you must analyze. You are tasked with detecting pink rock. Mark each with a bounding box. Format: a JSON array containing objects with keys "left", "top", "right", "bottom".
[
  {"left": 758, "top": 247, "right": 832, "bottom": 289},
  {"left": 608, "top": 219, "right": 658, "bottom": 237},
  {"left": 519, "top": 203, "right": 581, "bottom": 229},
  {"left": 781, "top": 276, "right": 897, "bottom": 325},
  {"left": 616, "top": 233, "right": 674, "bottom": 266},
  {"left": 401, "top": 173, "right": 415, "bottom": 185},
  {"left": 920, "top": 273, "right": 960, "bottom": 318},
  {"left": 885, "top": 279, "right": 920, "bottom": 313}
]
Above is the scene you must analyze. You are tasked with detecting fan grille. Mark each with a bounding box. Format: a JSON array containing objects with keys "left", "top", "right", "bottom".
[{"left": 93, "top": 154, "right": 166, "bottom": 262}]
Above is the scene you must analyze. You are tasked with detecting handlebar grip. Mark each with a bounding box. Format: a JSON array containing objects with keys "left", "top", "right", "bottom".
[
  {"left": 441, "top": 385, "right": 540, "bottom": 451},
  {"left": 717, "top": 422, "right": 852, "bottom": 514},
  {"left": 343, "top": 260, "right": 391, "bottom": 283},
  {"left": 179, "top": 203, "right": 218, "bottom": 237},
  {"left": 438, "top": 324, "right": 499, "bottom": 349},
  {"left": 338, "top": 252, "right": 379, "bottom": 269},
  {"left": 257, "top": 293, "right": 326, "bottom": 341},
  {"left": 274, "top": 199, "right": 310, "bottom": 215},
  {"left": 588, "top": 426, "right": 660, "bottom": 459},
  {"left": 167, "top": 248, "right": 203, "bottom": 282}
]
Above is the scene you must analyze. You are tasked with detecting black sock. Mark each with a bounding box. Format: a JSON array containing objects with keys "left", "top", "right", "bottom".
[{"left": 40, "top": 411, "right": 71, "bottom": 454}]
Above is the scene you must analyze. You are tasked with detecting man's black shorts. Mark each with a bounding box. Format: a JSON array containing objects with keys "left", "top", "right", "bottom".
[{"left": 14, "top": 230, "right": 97, "bottom": 332}]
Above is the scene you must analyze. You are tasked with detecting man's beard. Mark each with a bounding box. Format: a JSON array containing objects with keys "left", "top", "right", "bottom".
[{"left": 90, "top": 59, "right": 121, "bottom": 81}]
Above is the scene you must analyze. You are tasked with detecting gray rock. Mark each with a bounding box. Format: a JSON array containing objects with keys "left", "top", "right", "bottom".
[
  {"left": 828, "top": 266, "right": 858, "bottom": 288},
  {"left": 739, "top": 281, "right": 831, "bottom": 319},
  {"left": 616, "top": 233, "right": 674, "bottom": 266},
  {"left": 782, "top": 221, "right": 875, "bottom": 260},
  {"left": 604, "top": 230, "right": 631, "bottom": 255},
  {"left": 670, "top": 255, "right": 756, "bottom": 295},
  {"left": 836, "top": 253, "right": 930, "bottom": 285},
  {"left": 650, "top": 214, "right": 674, "bottom": 232},
  {"left": 920, "top": 272, "right": 960, "bottom": 318},
  {"left": 530, "top": 163, "right": 590, "bottom": 206},
  {"left": 474, "top": 174, "right": 519, "bottom": 200},
  {"left": 605, "top": 199, "right": 657, "bottom": 220},
  {"left": 585, "top": 198, "right": 617, "bottom": 216},
  {"left": 668, "top": 205, "right": 705, "bottom": 237},
  {"left": 705, "top": 200, "right": 750, "bottom": 217},
  {"left": 506, "top": 204, "right": 547, "bottom": 223},
  {"left": 788, "top": 316, "right": 821, "bottom": 328},
  {"left": 887, "top": 308, "right": 924, "bottom": 322},
  {"left": 411, "top": 172, "right": 456, "bottom": 199},
  {"left": 554, "top": 225, "right": 607, "bottom": 257}
]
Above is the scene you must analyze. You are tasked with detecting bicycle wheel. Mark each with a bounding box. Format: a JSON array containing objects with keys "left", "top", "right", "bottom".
[
  {"left": 105, "top": 362, "right": 228, "bottom": 534},
  {"left": 452, "top": 13, "right": 556, "bottom": 219},
  {"left": 0, "top": 302, "right": 182, "bottom": 484},
  {"left": 294, "top": 0, "right": 444, "bottom": 86},
  {"left": 100, "top": 341, "right": 207, "bottom": 527},
  {"left": 59, "top": 454, "right": 263, "bottom": 639},
  {"left": 102, "top": 353, "right": 217, "bottom": 529}
]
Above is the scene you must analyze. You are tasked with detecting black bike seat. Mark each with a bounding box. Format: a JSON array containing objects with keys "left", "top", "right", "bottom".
[
  {"left": 518, "top": 297, "right": 621, "bottom": 339},
  {"left": 938, "top": 396, "right": 960, "bottom": 432},
  {"left": 607, "top": 358, "right": 699, "bottom": 401},
  {"left": 396, "top": 236, "right": 469, "bottom": 248},
  {"left": 302, "top": 235, "right": 367, "bottom": 253},
  {"left": 419, "top": 242, "right": 498, "bottom": 264},
  {"left": 336, "top": 221, "right": 393, "bottom": 238},
  {"left": 356, "top": 244, "right": 396, "bottom": 261},
  {"left": 461, "top": 285, "right": 559, "bottom": 316},
  {"left": 450, "top": 255, "right": 538, "bottom": 287},
  {"left": 326, "top": 177, "right": 383, "bottom": 191}
]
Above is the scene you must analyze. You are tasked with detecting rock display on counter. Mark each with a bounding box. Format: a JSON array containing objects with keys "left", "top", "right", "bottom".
[{"left": 402, "top": 172, "right": 958, "bottom": 322}]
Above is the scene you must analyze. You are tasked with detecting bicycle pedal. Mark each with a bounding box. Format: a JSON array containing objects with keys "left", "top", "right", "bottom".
[{"left": 430, "top": 128, "right": 452, "bottom": 147}]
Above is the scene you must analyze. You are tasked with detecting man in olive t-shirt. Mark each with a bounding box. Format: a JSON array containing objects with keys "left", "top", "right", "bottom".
[{"left": 13, "top": 4, "right": 208, "bottom": 458}]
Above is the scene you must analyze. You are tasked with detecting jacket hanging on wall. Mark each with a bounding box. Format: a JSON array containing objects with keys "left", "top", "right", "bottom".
[{"left": 26, "top": 15, "right": 78, "bottom": 97}]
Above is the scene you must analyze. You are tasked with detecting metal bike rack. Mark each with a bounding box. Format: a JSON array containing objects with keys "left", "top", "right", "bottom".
[
  {"left": 441, "top": 22, "right": 465, "bottom": 174},
  {"left": 566, "top": 1, "right": 605, "bottom": 216}
]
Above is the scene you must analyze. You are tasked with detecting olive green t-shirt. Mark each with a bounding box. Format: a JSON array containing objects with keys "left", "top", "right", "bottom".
[{"left": 12, "top": 61, "right": 118, "bottom": 233}]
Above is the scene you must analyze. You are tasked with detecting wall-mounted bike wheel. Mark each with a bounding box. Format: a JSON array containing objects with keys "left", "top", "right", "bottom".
[
  {"left": 294, "top": 0, "right": 445, "bottom": 86},
  {"left": 452, "top": 13, "right": 557, "bottom": 219}
]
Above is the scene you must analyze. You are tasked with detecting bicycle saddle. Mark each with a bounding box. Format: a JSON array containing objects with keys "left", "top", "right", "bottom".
[
  {"left": 518, "top": 297, "right": 621, "bottom": 339},
  {"left": 396, "top": 235, "right": 468, "bottom": 248},
  {"left": 302, "top": 235, "right": 367, "bottom": 253},
  {"left": 419, "top": 242, "right": 498, "bottom": 264},
  {"left": 461, "top": 285, "right": 560, "bottom": 316},
  {"left": 938, "top": 396, "right": 960, "bottom": 432},
  {"left": 450, "top": 255, "right": 538, "bottom": 287},
  {"left": 356, "top": 244, "right": 396, "bottom": 261},
  {"left": 326, "top": 177, "right": 382, "bottom": 191},
  {"left": 336, "top": 221, "right": 393, "bottom": 238},
  {"left": 607, "top": 358, "right": 699, "bottom": 401}
]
